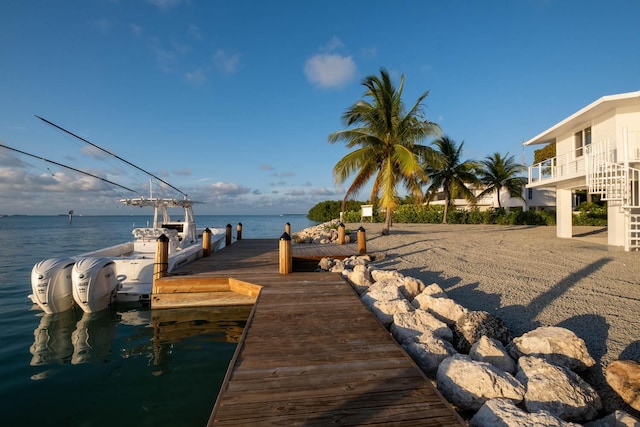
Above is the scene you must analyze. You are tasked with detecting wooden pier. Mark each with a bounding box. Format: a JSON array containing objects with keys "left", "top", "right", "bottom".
[{"left": 154, "top": 239, "right": 464, "bottom": 426}]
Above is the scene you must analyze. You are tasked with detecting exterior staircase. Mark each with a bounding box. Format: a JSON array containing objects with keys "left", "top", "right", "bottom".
[{"left": 586, "top": 139, "right": 640, "bottom": 251}]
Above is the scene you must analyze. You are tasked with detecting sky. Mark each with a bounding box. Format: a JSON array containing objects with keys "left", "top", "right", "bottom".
[{"left": 1, "top": 0, "right": 639, "bottom": 215}]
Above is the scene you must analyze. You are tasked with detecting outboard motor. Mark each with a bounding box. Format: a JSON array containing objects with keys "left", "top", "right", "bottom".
[
  {"left": 31, "top": 258, "right": 76, "bottom": 314},
  {"left": 72, "top": 257, "right": 118, "bottom": 313}
]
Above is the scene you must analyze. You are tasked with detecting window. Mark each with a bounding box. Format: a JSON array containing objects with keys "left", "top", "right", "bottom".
[
  {"left": 528, "top": 188, "right": 533, "bottom": 200},
  {"left": 574, "top": 126, "right": 592, "bottom": 157}
]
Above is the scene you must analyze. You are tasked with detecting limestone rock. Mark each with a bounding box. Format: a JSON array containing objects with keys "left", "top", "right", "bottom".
[
  {"left": 370, "top": 268, "right": 403, "bottom": 282},
  {"left": 470, "top": 336, "right": 517, "bottom": 374},
  {"left": 436, "top": 354, "right": 524, "bottom": 411},
  {"left": 470, "top": 398, "right": 582, "bottom": 427},
  {"left": 318, "top": 257, "right": 334, "bottom": 271},
  {"left": 605, "top": 360, "right": 640, "bottom": 411},
  {"left": 411, "top": 293, "right": 468, "bottom": 326},
  {"left": 517, "top": 356, "right": 602, "bottom": 422},
  {"left": 400, "top": 276, "right": 425, "bottom": 300},
  {"left": 390, "top": 310, "right": 452, "bottom": 343},
  {"left": 584, "top": 410, "right": 640, "bottom": 427},
  {"left": 361, "top": 284, "right": 404, "bottom": 306},
  {"left": 367, "top": 298, "right": 414, "bottom": 328},
  {"left": 402, "top": 334, "right": 457, "bottom": 374},
  {"left": 345, "top": 266, "right": 373, "bottom": 294},
  {"left": 421, "top": 282, "right": 447, "bottom": 298},
  {"left": 453, "top": 310, "right": 512, "bottom": 354},
  {"left": 510, "top": 326, "right": 596, "bottom": 371}
]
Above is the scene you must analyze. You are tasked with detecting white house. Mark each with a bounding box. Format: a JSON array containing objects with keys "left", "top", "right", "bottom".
[
  {"left": 524, "top": 90, "right": 640, "bottom": 251},
  {"left": 429, "top": 185, "right": 555, "bottom": 211}
]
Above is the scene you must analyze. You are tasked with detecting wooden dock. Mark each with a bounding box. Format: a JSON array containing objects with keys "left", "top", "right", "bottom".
[{"left": 155, "top": 239, "right": 464, "bottom": 426}]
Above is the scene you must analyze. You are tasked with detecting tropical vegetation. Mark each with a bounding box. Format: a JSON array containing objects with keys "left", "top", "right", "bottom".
[
  {"left": 329, "top": 68, "right": 440, "bottom": 235},
  {"left": 477, "top": 152, "right": 526, "bottom": 208},
  {"left": 422, "top": 136, "right": 480, "bottom": 223}
]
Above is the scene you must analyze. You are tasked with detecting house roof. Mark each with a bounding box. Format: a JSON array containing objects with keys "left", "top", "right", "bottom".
[{"left": 523, "top": 90, "right": 640, "bottom": 146}]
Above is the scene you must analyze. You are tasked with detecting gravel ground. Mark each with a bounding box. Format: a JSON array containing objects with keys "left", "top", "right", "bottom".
[{"left": 345, "top": 222, "right": 640, "bottom": 414}]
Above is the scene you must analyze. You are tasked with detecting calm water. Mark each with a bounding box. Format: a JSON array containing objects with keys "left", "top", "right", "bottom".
[{"left": 0, "top": 214, "right": 317, "bottom": 427}]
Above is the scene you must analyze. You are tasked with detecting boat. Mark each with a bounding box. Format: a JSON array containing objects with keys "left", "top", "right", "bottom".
[{"left": 30, "top": 196, "right": 226, "bottom": 314}]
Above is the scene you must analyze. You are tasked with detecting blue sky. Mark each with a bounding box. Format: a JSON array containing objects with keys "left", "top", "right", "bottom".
[{"left": 1, "top": 0, "right": 639, "bottom": 215}]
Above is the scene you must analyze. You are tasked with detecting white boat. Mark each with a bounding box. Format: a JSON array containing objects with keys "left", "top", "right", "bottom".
[{"left": 30, "top": 197, "right": 226, "bottom": 314}]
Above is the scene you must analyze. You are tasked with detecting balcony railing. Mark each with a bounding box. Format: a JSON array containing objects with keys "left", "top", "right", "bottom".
[{"left": 528, "top": 147, "right": 588, "bottom": 184}]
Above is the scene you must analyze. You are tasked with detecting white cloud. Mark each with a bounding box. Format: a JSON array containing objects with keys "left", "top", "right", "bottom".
[
  {"left": 185, "top": 67, "right": 207, "bottom": 84},
  {"left": 207, "top": 181, "right": 251, "bottom": 196},
  {"left": 310, "top": 187, "right": 338, "bottom": 196},
  {"left": 260, "top": 164, "right": 274, "bottom": 171},
  {"left": 322, "top": 36, "right": 345, "bottom": 53},
  {"left": 214, "top": 49, "right": 241, "bottom": 75},
  {"left": 304, "top": 54, "right": 356, "bottom": 88}
]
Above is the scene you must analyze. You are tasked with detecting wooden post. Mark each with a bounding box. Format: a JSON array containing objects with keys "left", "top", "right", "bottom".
[
  {"left": 338, "top": 222, "right": 345, "bottom": 244},
  {"left": 153, "top": 234, "right": 169, "bottom": 292},
  {"left": 236, "top": 222, "right": 243, "bottom": 241},
  {"left": 279, "top": 232, "right": 292, "bottom": 274},
  {"left": 202, "top": 228, "right": 211, "bottom": 257},
  {"left": 285, "top": 222, "right": 291, "bottom": 235},
  {"left": 226, "top": 224, "right": 232, "bottom": 247},
  {"left": 357, "top": 226, "right": 367, "bottom": 255}
]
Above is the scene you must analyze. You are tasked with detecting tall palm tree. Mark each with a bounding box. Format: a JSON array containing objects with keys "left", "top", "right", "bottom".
[
  {"left": 424, "top": 136, "right": 479, "bottom": 224},
  {"left": 477, "top": 152, "right": 526, "bottom": 208},
  {"left": 329, "top": 68, "right": 440, "bottom": 235}
]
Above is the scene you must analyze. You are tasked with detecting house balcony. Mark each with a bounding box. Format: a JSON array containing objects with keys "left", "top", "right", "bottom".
[{"left": 527, "top": 146, "right": 588, "bottom": 188}]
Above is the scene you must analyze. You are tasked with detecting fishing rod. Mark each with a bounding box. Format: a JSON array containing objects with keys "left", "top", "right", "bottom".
[
  {"left": 34, "top": 115, "right": 188, "bottom": 198},
  {"left": 0, "top": 143, "right": 139, "bottom": 194}
]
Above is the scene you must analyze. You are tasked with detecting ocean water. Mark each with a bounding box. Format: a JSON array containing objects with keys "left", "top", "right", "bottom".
[{"left": 0, "top": 214, "right": 317, "bottom": 427}]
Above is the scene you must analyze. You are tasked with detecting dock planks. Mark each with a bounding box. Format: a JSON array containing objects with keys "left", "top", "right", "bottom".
[{"left": 158, "top": 239, "right": 464, "bottom": 426}]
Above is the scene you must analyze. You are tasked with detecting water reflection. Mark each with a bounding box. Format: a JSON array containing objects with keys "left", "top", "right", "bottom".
[{"left": 30, "top": 305, "right": 250, "bottom": 369}]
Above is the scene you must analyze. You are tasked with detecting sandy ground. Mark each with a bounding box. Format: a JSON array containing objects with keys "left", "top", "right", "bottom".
[{"left": 344, "top": 222, "right": 640, "bottom": 413}]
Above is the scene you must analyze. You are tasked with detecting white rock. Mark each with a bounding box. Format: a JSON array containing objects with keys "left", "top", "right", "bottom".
[
  {"left": 584, "top": 409, "right": 640, "bottom": 427},
  {"left": 436, "top": 354, "right": 524, "bottom": 411},
  {"left": 370, "top": 269, "right": 404, "bottom": 282},
  {"left": 470, "top": 336, "right": 517, "bottom": 374},
  {"left": 421, "top": 282, "right": 447, "bottom": 298},
  {"left": 510, "top": 326, "right": 596, "bottom": 371},
  {"left": 391, "top": 310, "right": 452, "bottom": 343},
  {"left": 367, "top": 298, "right": 414, "bottom": 328},
  {"left": 402, "top": 334, "right": 457, "bottom": 374},
  {"left": 400, "top": 276, "right": 425, "bottom": 300},
  {"left": 471, "top": 398, "right": 582, "bottom": 427},
  {"left": 411, "top": 293, "right": 468, "bottom": 326},
  {"left": 362, "top": 285, "right": 404, "bottom": 306},
  {"left": 516, "top": 356, "right": 602, "bottom": 422},
  {"left": 346, "top": 268, "right": 373, "bottom": 290}
]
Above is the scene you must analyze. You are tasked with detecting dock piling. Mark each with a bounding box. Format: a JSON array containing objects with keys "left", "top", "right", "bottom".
[
  {"left": 338, "top": 222, "right": 345, "bottom": 244},
  {"left": 153, "top": 234, "right": 169, "bottom": 291},
  {"left": 279, "top": 232, "right": 292, "bottom": 274},
  {"left": 202, "top": 228, "right": 212, "bottom": 257},
  {"left": 237, "top": 223, "right": 243, "bottom": 241},
  {"left": 357, "top": 226, "right": 367, "bottom": 255},
  {"left": 285, "top": 222, "right": 291, "bottom": 235},
  {"left": 226, "top": 224, "right": 232, "bottom": 247}
]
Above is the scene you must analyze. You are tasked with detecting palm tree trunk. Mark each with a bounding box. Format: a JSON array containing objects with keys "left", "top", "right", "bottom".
[
  {"left": 382, "top": 208, "right": 392, "bottom": 235},
  {"left": 442, "top": 191, "right": 449, "bottom": 224}
]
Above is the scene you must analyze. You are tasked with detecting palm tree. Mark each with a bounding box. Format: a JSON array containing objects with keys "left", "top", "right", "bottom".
[
  {"left": 423, "top": 136, "right": 479, "bottom": 223},
  {"left": 329, "top": 68, "right": 440, "bottom": 235},
  {"left": 477, "top": 152, "right": 526, "bottom": 208}
]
